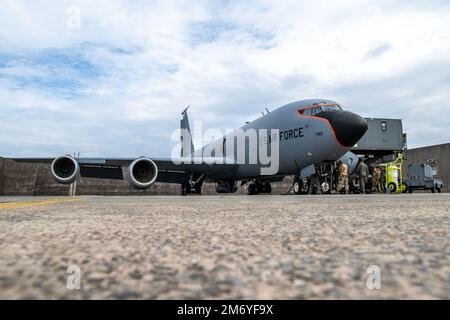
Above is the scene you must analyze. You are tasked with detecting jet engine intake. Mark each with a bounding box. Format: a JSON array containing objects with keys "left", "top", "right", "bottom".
[
  {"left": 51, "top": 156, "right": 80, "bottom": 184},
  {"left": 127, "top": 158, "right": 158, "bottom": 190}
]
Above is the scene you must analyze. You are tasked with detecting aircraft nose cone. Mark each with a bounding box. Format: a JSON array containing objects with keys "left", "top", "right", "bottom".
[{"left": 330, "top": 110, "right": 368, "bottom": 147}]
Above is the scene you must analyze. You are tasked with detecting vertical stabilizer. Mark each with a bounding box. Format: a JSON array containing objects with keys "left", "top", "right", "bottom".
[{"left": 180, "top": 106, "right": 194, "bottom": 157}]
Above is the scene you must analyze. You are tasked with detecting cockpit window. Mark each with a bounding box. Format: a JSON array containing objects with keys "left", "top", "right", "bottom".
[
  {"left": 311, "top": 107, "right": 322, "bottom": 115},
  {"left": 298, "top": 104, "right": 342, "bottom": 116},
  {"left": 300, "top": 107, "right": 322, "bottom": 116},
  {"left": 320, "top": 105, "right": 342, "bottom": 112}
]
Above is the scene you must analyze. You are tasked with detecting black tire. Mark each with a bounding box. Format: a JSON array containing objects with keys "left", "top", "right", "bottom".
[
  {"left": 262, "top": 183, "right": 272, "bottom": 194},
  {"left": 400, "top": 184, "right": 408, "bottom": 194},
  {"left": 248, "top": 183, "right": 258, "bottom": 195},
  {"left": 293, "top": 181, "right": 300, "bottom": 194},
  {"left": 387, "top": 182, "right": 397, "bottom": 193},
  {"left": 293, "top": 181, "right": 304, "bottom": 195},
  {"left": 437, "top": 187, "right": 442, "bottom": 193},
  {"left": 304, "top": 181, "right": 311, "bottom": 194}
]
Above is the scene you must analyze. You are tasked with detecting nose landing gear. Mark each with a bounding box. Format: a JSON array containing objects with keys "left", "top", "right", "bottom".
[{"left": 293, "top": 180, "right": 305, "bottom": 195}]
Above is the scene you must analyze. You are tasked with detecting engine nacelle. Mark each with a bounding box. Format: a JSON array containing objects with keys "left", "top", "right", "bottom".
[
  {"left": 51, "top": 156, "right": 80, "bottom": 184},
  {"left": 127, "top": 158, "right": 158, "bottom": 190}
]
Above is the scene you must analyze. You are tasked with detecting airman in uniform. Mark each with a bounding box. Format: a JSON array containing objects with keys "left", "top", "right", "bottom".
[
  {"left": 356, "top": 159, "right": 369, "bottom": 194},
  {"left": 336, "top": 161, "right": 349, "bottom": 194},
  {"left": 372, "top": 166, "right": 382, "bottom": 193},
  {"left": 308, "top": 165, "right": 326, "bottom": 195},
  {"left": 380, "top": 167, "right": 386, "bottom": 192}
]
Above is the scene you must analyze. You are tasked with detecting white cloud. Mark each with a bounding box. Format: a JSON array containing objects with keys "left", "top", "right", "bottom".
[{"left": 0, "top": 0, "right": 449, "bottom": 156}]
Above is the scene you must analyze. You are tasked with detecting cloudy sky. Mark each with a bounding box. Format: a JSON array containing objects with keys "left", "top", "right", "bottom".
[{"left": 1, "top": 0, "right": 449, "bottom": 157}]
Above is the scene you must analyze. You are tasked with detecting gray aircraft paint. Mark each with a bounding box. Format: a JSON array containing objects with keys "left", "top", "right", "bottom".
[
  {"left": 12, "top": 98, "right": 368, "bottom": 188},
  {"left": 198, "top": 99, "right": 350, "bottom": 180}
]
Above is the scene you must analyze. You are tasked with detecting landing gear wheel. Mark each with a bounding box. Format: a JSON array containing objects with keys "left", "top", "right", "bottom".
[
  {"left": 321, "top": 182, "right": 330, "bottom": 194},
  {"left": 247, "top": 183, "right": 258, "bottom": 195},
  {"left": 261, "top": 182, "right": 272, "bottom": 194},
  {"left": 293, "top": 180, "right": 304, "bottom": 195},
  {"left": 304, "top": 181, "right": 311, "bottom": 195}
]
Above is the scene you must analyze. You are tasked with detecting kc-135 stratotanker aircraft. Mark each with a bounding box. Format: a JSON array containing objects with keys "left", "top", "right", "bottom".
[{"left": 14, "top": 99, "right": 368, "bottom": 195}]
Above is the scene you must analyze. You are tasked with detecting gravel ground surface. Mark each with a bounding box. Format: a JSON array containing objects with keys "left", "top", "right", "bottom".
[{"left": 0, "top": 194, "right": 449, "bottom": 299}]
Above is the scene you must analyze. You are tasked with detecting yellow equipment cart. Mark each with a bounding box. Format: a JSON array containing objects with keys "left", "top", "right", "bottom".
[{"left": 380, "top": 153, "right": 407, "bottom": 193}]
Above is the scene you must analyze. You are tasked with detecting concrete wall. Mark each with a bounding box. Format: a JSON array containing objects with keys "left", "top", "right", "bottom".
[
  {"left": 0, "top": 158, "right": 4, "bottom": 195},
  {"left": 0, "top": 158, "right": 293, "bottom": 196},
  {"left": 404, "top": 143, "right": 449, "bottom": 192}
]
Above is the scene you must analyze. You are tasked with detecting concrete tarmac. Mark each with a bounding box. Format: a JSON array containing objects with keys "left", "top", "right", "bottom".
[{"left": 0, "top": 194, "right": 449, "bottom": 299}]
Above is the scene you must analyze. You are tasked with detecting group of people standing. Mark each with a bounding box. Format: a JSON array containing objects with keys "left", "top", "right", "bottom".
[
  {"left": 309, "top": 159, "right": 386, "bottom": 195},
  {"left": 308, "top": 159, "right": 386, "bottom": 194},
  {"left": 308, "top": 161, "right": 351, "bottom": 195},
  {"left": 338, "top": 159, "right": 385, "bottom": 194}
]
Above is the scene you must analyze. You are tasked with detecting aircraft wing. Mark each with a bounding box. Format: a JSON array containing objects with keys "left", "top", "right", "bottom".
[{"left": 12, "top": 157, "right": 238, "bottom": 183}]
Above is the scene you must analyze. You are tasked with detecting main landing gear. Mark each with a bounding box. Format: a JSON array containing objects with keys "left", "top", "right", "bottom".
[
  {"left": 181, "top": 173, "right": 205, "bottom": 196},
  {"left": 181, "top": 183, "right": 202, "bottom": 196},
  {"left": 247, "top": 181, "right": 272, "bottom": 195}
]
